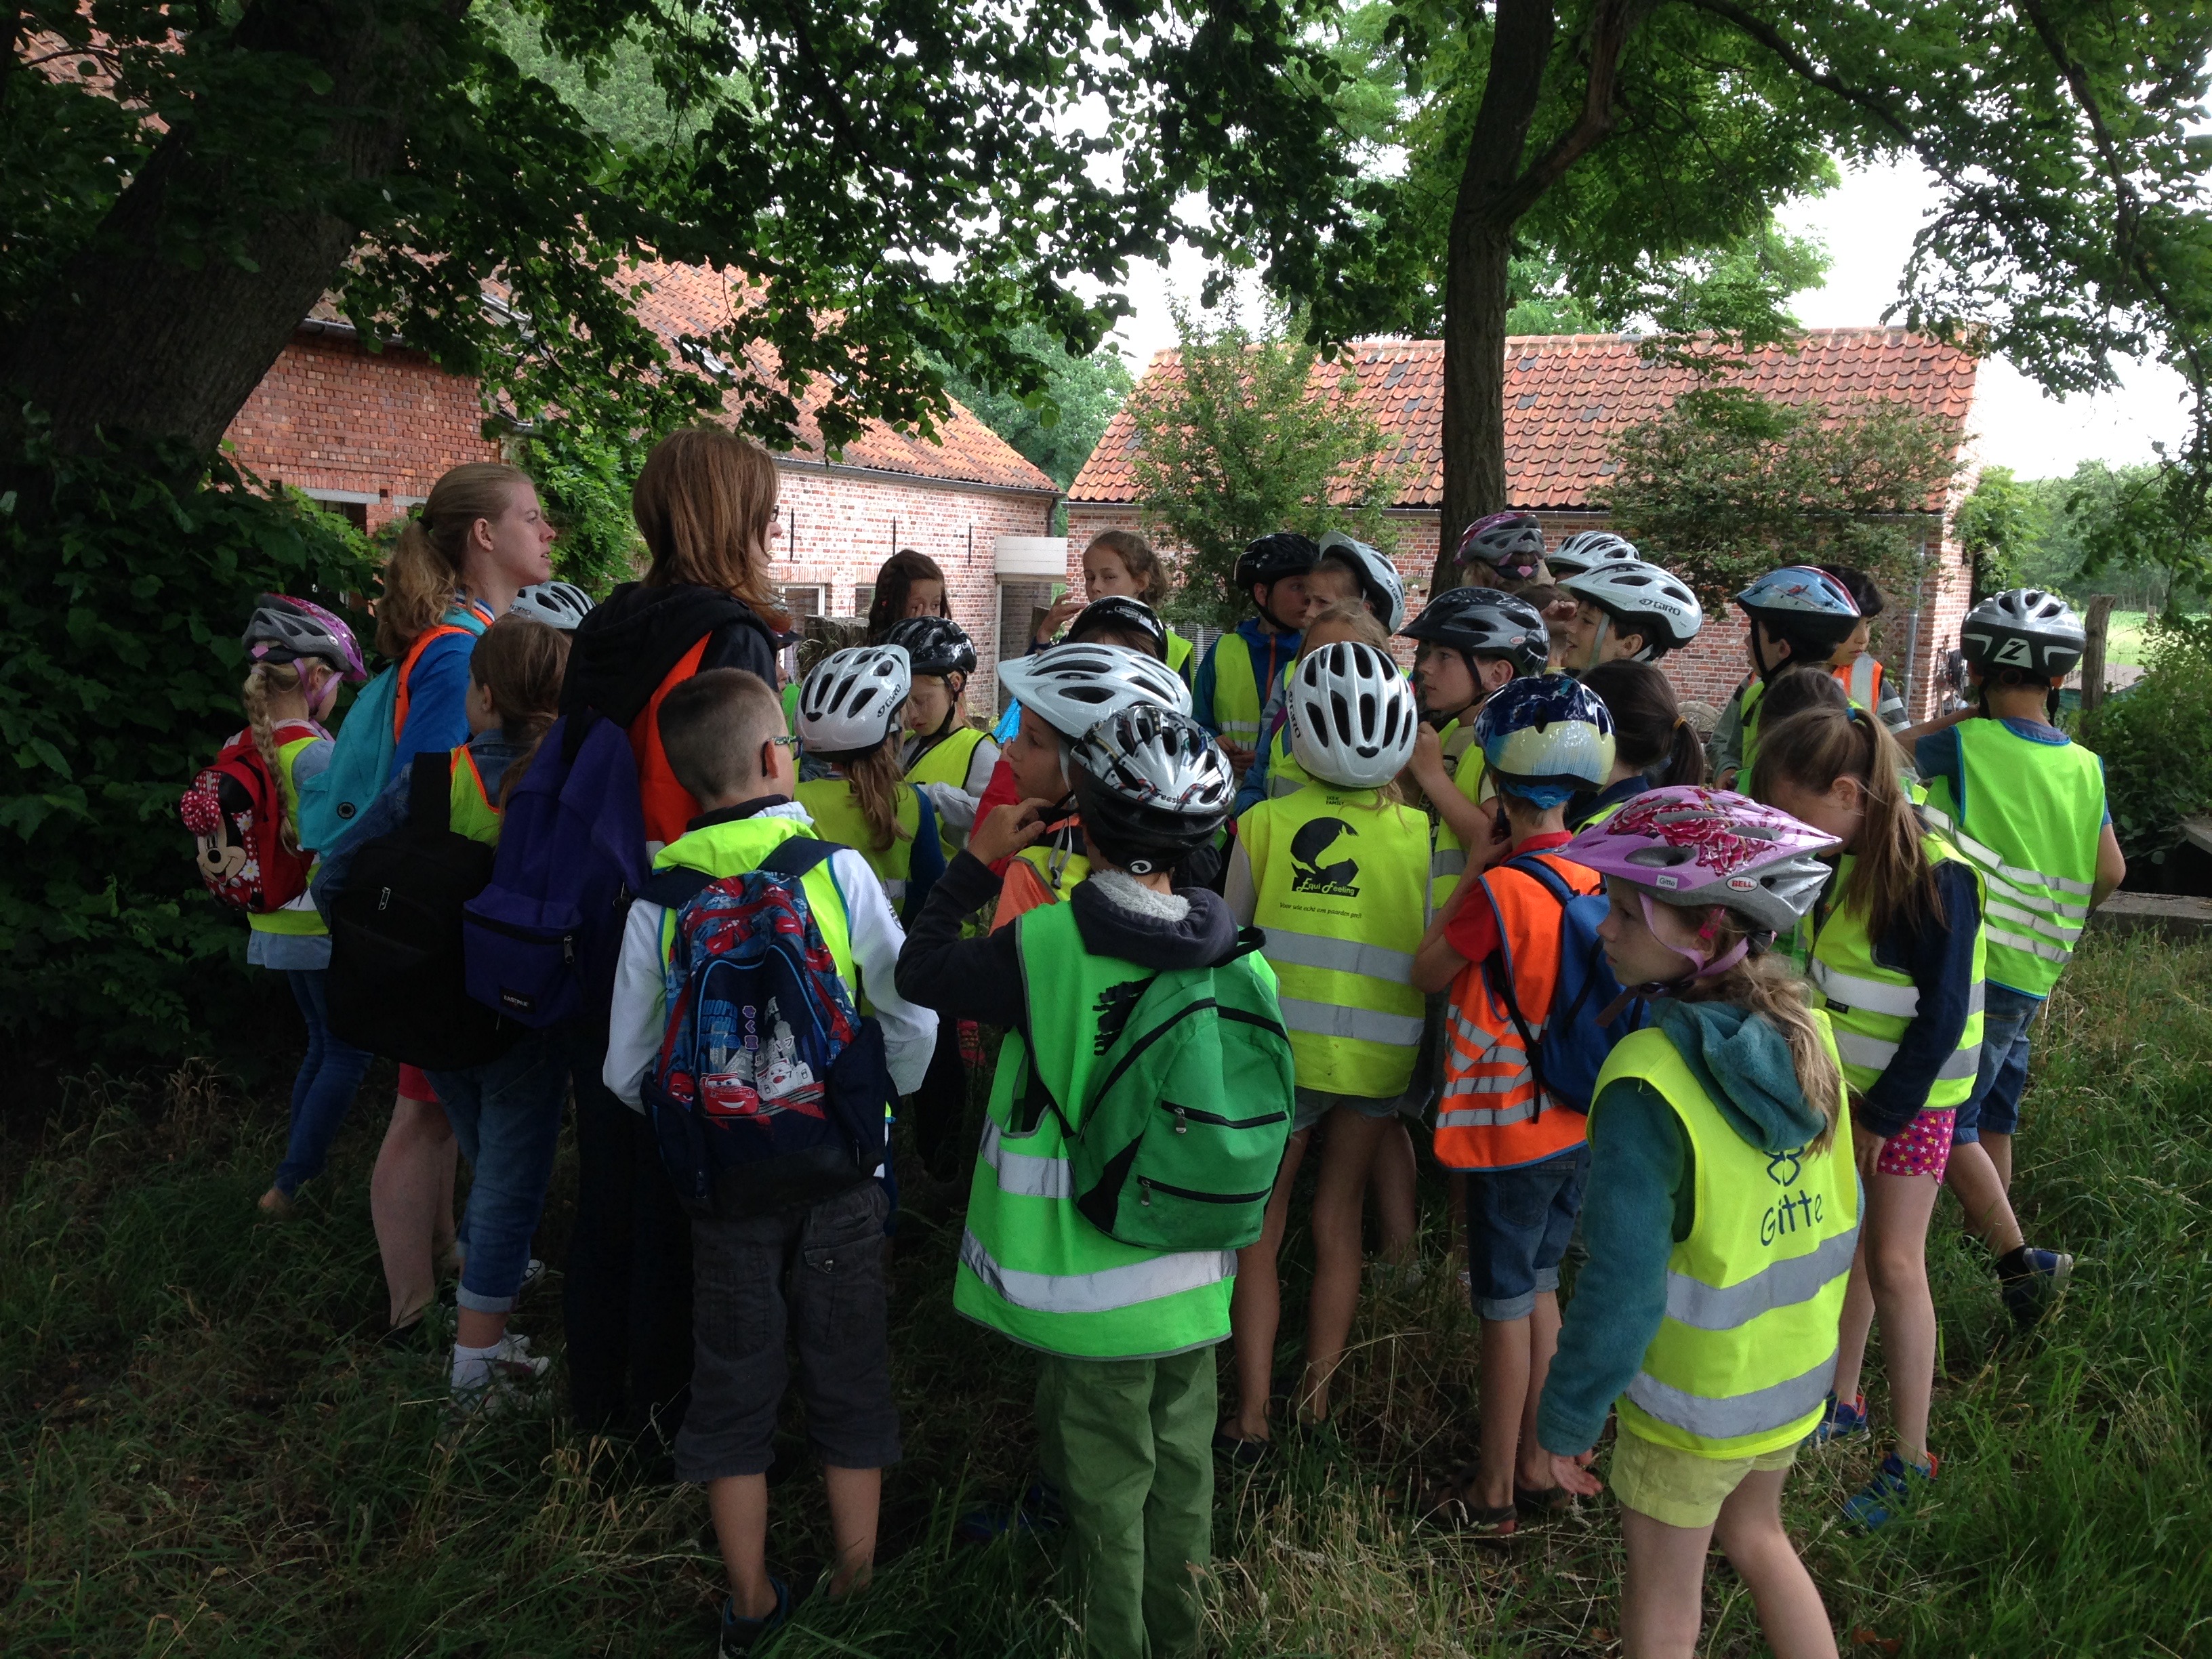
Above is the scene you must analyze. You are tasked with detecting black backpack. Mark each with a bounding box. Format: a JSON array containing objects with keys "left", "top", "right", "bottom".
[{"left": 327, "top": 754, "right": 520, "bottom": 1070}]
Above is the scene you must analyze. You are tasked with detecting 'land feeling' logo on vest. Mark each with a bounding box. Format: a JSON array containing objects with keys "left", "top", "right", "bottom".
[
  {"left": 1761, "top": 1145, "right": 1826, "bottom": 1245},
  {"left": 1290, "top": 818, "right": 1361, "bottom": 897}
]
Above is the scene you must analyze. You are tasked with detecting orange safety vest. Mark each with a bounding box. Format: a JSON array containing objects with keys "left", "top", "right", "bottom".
[
  {"left": 1434, "top": 852, "right": 1601, "bottom": 1172},
  {"left": 390, "top": 599, "right": 497, "bottom": 743},
  {"left": 629, "top": 636, "right": 712, "bottom": 849}
]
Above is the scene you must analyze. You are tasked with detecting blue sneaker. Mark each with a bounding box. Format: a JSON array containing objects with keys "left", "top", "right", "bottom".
[
  {"left": 718, "top": 1578, "right": 789, "bottom": 1658},
  {"left": 1999, "top": 1246, "right": 2074, "bottom": 1330},
  {"left": 1814, "top": 1391, "right": 1870, "bottom": 1443},
  {"left": 1842, "top": 1451, "right": 1938, "bottom": 1530}
]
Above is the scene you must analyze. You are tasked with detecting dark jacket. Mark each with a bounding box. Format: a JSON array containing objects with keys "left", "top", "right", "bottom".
[{"left": 560, "top": 581, "right": 779, "bottom": 722}]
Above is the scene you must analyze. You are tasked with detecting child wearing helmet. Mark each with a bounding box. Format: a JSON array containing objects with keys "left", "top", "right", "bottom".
[
  {"left": 1194, "top": 532, "right": 1322, "bottom": 771},
  {"left": 1751, "top": 705, "right": 1986, "bottom": 1530},
  {"left": 1215, "top": 640, "right": 1431, "bottom": 1449},
  {"left": 888, "top": 617, "right": 997, "bottom": 853},
  {"left": 1408, "top": 675, "right": 1616, "bottom": 1536},
  {"left": 1715, "top": 565, "right": 1862, "bottom": 787},
  {"left": 1812, "top": 565, "right": 1910, "bottom": 731},
  {"left": 207, "top": 596, "right": 374, "bottom": 1218},
  {"left": 1920, "top": 590, "right": 2124, "bottom": 1330},
  {"left": 1554, "top": 558, "right": 1704, "bottom": 675},
  {"left": 1535, "top": 786, "right": 1856, "bottom": 1656},
  {"left": 894, "top": 702, "right": 1286, "bottom": 1659},
  {"left": 1032, "top": 531, "right": 1197, "bottom": 680},
  {"left": 1233, "top": 600, "right": 1393, "bottom": 815},
  {"left": 1454, "top": 512, "right": 1577, "bottom": 651},
  {"left": 793, "top": 646, "right": 946, "bottom": 922}
]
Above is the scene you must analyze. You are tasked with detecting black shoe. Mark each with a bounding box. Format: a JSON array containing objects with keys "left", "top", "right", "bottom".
[
  {"left": 718, "top": 1578, "right": 790, "bottom": 1658},
  {"left": 1998, "top": 1246, "right": 2074, "bottom": 1330}
]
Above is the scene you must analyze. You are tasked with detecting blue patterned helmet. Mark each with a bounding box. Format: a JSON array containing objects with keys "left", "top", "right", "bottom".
[
  {"left": 1473, "top": 674, "right": 1616, "bottom": 807},
  {"left": 1734, "top": 565, "right": 1861, "bottom": 651}
]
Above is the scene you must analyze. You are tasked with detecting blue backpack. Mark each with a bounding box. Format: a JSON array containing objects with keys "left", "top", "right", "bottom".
[
  {"left": 642, "top": 838, "right": 897, "bottom": 1216},
  {"left": 462, "top": 712, "right": 649, "bottom": 1028},
  {"left": 300, "top": 607, "right": 489, "bottom": 853},
  {"left": 1481, "top": 854, "right": 1646, "bottom": 1113}
]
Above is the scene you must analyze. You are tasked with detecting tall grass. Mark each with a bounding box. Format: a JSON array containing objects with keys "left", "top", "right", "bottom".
[{"left": 5, "top": 933, "right": 2211, "bottom": 1656}]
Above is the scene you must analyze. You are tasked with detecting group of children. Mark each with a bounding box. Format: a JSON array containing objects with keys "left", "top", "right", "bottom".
[{"left": 186, "top": 462, "right": 2123, "bottom": 1659}]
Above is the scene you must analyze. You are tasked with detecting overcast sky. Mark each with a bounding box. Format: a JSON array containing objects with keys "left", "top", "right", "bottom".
[{"left": 1105, "top": 157, "right": 2190, "bottom": 485}]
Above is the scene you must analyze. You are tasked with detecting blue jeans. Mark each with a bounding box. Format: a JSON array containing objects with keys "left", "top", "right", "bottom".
[
  {"left": 428, "top": 1031, "right": 571, "bottom": 1314},
  {"left": 274, "top": 970, "right": 374, "bottom": 1196},
  {"left": 1465, "top": 1145, "right": 1591, "bottom": 1321},
  {"left": 1952, "top": 983, "right": 2043, "bottom": 1144}
]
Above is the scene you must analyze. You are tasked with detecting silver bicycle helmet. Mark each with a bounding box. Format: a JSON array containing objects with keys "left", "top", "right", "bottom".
[
  {"left": 1547, "top": 531, "right": 1639, "bottom": 579},
  {"left": 1069, "top": 703, "right": 1235, "bottom": 874},
  {"left": 243, "top": 593, "right": 367, "bottom": 682},
  {"left": 1559, "top": 558, "right": 1704, "bottom": 658},
  {"left": 797, "top": 644, "right": 912, "bottom": 756},
  {"left": 509, "top": 581, "right": 596, "bottom": 631},
  {"left": 998, "top": 641, "right": 1192, "bottom": 740},
  {"left": 1961, "top": 588, "right": 2087, "bottom": 680},
  {"left": 1288, "top": 640, "right": 1419, "bottom": 789},
  {"left": 1317, "top": 532, "right": 1408, "bottom": 632}
]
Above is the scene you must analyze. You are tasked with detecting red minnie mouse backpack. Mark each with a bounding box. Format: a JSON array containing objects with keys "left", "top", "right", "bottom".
[{"left": 179, "top": 723, "right": 318, "bottom": 912}]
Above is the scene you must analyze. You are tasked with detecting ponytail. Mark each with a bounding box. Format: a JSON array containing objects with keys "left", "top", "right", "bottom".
[
  {"left": 1581, "top": 659, "right": 1707, "bottom": 788},
  {"left": 242, "top": 662, "right": 306, "bottom": 852},
  {"left": 1751, "top": 705, "right": 1936, "bottom": 945},
  {"left": 468, "top": 615, "right": 572, "bottom": 806},
  {"left": 1686, "top": 941, "right": 1845, "bottom": 1152},
  {"left": 378, "top": 462, "right": 532, "bottom": 657},
  {"left": 839, "top": 734, "right": 914, "bottom": 854}
]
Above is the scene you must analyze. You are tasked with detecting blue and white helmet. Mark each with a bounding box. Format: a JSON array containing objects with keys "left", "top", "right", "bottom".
[
  {"left": 1734, "top": 565, "right": 1861, "bottom": 650},
  {"left": 1317, "top": 532, "right": 1408, "bottom": 632},
  {"left": 1473, "top": 675, "right": 1616, "bottom": 807}
]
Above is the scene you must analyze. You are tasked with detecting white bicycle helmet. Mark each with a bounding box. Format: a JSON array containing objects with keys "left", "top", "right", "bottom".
[
  {"left": 1547, "top": 531, "right": 1639, "bottom": 579},
  {"left": 998, "top": 641, "right": 1192, "bottom": 740},
  {"left": 510, "top": 581, "right": 596, "bottom": 631},
  {"left": 1961, "top": 588, "right": 2087, "bottom": 680},
  {"left": 797, "top": 644, "right": 912, "bottom": 755},
  {"left": 1317, "top": 532, "right": 1408, "bottom": 632},
  {"left": 1288, "top": 640, "right": 1418, "bottom": 789},
  {"left": 1559, "top": 558, "right": 1704, "bottom": 659},
  {"left": 1069, "top": 703, "right": 1235, "bottom": 874}
]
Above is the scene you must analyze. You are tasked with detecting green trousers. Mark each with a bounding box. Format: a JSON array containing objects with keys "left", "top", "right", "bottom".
[{"left": 1036, "top": 1345, "right": 1217, "bottom": 1659}]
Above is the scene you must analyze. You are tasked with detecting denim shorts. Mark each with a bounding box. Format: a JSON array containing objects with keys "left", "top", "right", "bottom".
[
  {"left": 675, "top": 1180, "right": 900, "bottom": 1483},
  {"left": 1463, "top": 1145, "right": 1591, "bottom": 1321},
  {"left": 1293, "top": 1086, "right": 1406, "bottom": 1135},
  {"left": 1952, "top": 983, "right": 2044, "bottom": 1144}
]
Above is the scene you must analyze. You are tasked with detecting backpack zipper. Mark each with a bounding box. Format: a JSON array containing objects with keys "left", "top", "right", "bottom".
[
  {"left": 1162, "top": 1101, "right": 1290, "bottom": 1133},
  {"left": 1139, "top": 1175, "right": 1273, "bottom": 1206}
]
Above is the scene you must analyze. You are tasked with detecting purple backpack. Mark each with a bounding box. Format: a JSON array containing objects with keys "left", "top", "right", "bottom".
[{"left": 463, "top": 712, "right": 649, "bottom": 1027}]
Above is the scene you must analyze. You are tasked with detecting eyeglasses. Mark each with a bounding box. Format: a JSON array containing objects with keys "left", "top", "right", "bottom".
[{"left": 768, "top": 735, "right": 800, "bottom": 754}]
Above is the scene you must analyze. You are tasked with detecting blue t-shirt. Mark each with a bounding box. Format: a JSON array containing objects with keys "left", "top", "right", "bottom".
[{"left": 390, "top": 630, "right": 478, "bottom": 782}]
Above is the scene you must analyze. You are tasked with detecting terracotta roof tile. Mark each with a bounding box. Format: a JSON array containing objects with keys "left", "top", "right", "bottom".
[
  {"left": 1069, "top": 329, "right": 1977, "bottom": 512},
  {"left": 625, "top": 262, "right": 1056, "bottom": 495}
]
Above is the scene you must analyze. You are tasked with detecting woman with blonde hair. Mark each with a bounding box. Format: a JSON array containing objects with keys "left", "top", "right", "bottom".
[{"left": 558, "top": 424, "right": 788, "bottom": 1441}]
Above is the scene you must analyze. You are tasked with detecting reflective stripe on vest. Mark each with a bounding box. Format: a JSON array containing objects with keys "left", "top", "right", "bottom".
[
  {"left": 953, "top": 901, "right": 1243, "bottom": 1358},
  {"left": 1210, "top": 632, "right": 1265, "bottom": 747},
  {"left": 1433, "top": 853, "right": 1598, "bottom": 1170},
  {"left": 1803, "top": 834, "right": 1987, "bottom": 1111},
  {"left": 1841, "top": 653, "right": 1880, "bottom": 710},
  {"left": 1242, "top": 786, "right": 1431, "bottom": 1095},
  {"left": 1922, "top": 720, "right": 2106, "bottom": 995},
  {"left": 1599, "top": 1021, "right": 1861, "bottom": 1458}
]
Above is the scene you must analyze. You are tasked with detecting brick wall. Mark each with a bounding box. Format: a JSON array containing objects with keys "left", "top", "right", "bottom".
[
  {"left": 1066, "top": 502, "right": 1973, "bottom": 722},
  {"left": 775, "top": 463, "right": 1055, "bottom": 714},
  {"left": 224, "top": 330, "right": 499, "bottom": 531}
]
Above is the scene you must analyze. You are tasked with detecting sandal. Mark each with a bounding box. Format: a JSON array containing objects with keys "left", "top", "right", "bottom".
[
  {"left": 1422, "top": 1462, "right": 1518, "bottom": 1537},
  {"left": 1212, "top": 1429, "right": 1271, "bottom": 1467},
  {"left": 1514, "top": 1483, "right": 1576, "bottom": 1517}
]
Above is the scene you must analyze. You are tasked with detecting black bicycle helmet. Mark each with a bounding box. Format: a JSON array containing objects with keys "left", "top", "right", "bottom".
[
  {"left": 1069, "top": 703, "right": 1235, "bottom": 875},
  {"left": 1454, "top": 512, "right": 1549, "bottom": 583},
  {"left": 884, "top": 614, "right": 978, "bottom": 678},
  {"left": 1233, "top": 532, "right": 1321, "bottom": 592},
  {"left": 1399, "top": 586, "right": 1549, "bottom": 678},
  {"left": 1066, "top": 595, "right": 1168, "bottom": 659},
  {"left": 1961, "top": 588, "right": 2087, "bottom": 680}
]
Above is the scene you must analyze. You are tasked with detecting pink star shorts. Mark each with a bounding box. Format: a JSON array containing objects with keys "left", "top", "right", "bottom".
[{"left": 1876, "top": 1105, "right": 1957, "bottom": 1180}]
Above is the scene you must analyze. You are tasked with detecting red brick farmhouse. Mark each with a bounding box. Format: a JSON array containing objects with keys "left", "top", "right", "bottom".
[{"left": 1066, "top": 329, "right": 1984, "bottom": 720}]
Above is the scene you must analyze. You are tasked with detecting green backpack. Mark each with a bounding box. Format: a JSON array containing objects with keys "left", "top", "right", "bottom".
[{"left": 1023, "top": 929, "right": 1296, "bottom": 1252}]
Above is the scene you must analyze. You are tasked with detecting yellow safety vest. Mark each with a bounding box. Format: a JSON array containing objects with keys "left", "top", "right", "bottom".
[
  {"left": 1598, "top": 1020, "right": 1861, "bottom": 1458},
  {"left": 652, "top": 815, "right": 855, "bottom": 991},
  {"left": 1166, "top": 629, "right": 1194, "bottom": 682},
  {"left": 1803, "top": 834, "right": 1987, "bottom": 1112},
  {"left": 794, "top": 778, "right": 923, "bottom": 912},
  {"left": 447, "top": 745, "right": 504, "bottom": 847},
  {"left": 248, "top": 729, "right": 331, "bottom": 938},
  {"left": 1240, "top": 784, "right": 1431, "bottom": 1096},
  {"left": 903, "top": 724, "right": 989, "bottom": 861},
  {"left": 1429, "top": 726, "right": 1492, "bottom": 911},
  {"left": 1208, "top": 630, "right": 1267, "bottom": 750}
]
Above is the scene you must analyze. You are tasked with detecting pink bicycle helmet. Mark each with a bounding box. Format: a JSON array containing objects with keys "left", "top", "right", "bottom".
[
  {"left": 1566, "top": 785, "right": 1838, "bottom": 977},
  {"left": 243, "top": 594, "right": 367, "bottom": 682}
]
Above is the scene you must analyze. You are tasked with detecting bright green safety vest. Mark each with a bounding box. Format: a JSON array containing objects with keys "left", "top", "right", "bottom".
[
  {"left": 1427, "top": 720, "right": 1490, "bottom": 911},
  {"left": 1923, "top": 720, "right": 2104, "bottom": 998},
  {"left": 249, "top": 731, "right": 333, "bottom": 938},
  {"left": 1240, "top": 784, "right": 1430, "bottom": 1096},
  {"left": 1597, "top": 1021, "right": 1861, "bottom": 1458},
  {"left": 1258, "top": 656, "right": 1314, "bottom": 802},
  {"left": 903, "top": 724, "right": 989, "bottom": 861},
  {"left": 1802, "top": 833, "right": 1987, "bottom": 1111},
  {"left": 1166, "top": 629, "right": 1193, "bottom": 681},
  {"left": 652, "top": 815, "right": 855, "bottom": 990},
  {"left": 794, "top": 777, "right": 922, "bottom": 909},
  {"left": 447, "top": 745, "right": 504, "bottom": 847},
  {"left": 1208, "top": 631, "right": 1268, "bottom": 750},
  {"left": 955, "top": 901, "right": 1242, "bottom": 1358}
]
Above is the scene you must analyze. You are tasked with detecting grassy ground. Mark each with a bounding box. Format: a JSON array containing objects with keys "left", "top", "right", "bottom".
[
  {"left": 6, "top": 932, "right": 2212, "bottom": 1657},
  {"left": 2106, "top": 612, "right": 2148, "bottom": 669}
]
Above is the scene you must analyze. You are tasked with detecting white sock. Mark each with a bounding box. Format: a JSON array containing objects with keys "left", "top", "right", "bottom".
[{"left": 450, "top": 1340, "right": 500, "bottom": 1392}]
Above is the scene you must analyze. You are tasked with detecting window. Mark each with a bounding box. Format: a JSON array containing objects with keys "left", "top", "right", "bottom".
[
  {"left": 847, "top": 583, "right": 876, "bottom": 620},
  {"left": 301, "top": 489, "right": 373, "bottom": 533}
]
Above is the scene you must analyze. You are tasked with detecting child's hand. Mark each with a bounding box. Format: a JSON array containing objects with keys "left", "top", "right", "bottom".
[
  {"left": 1220, "top": 741, "right": 1256, "bottom": 774},
  {"left": 1852, "top": 1123, "right": 1886, "bottom": 1183},
  {"left": 1549, "top": 1450, "right": 1603, "bottom": 1497},
  {"left": 1408, "top": 723, "right": 1445, "bottom": 787},
  {"left": 970, "top": 798, "right": 1054, "bottom": 865},
  {"left": 1033, "top": 590, "right": 1087, "bottom": 645}
]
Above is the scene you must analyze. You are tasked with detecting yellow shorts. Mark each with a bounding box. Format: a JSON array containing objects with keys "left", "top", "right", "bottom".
[{"left": 1610, "top": 1431, "right": 1800, "bottom": 1530}]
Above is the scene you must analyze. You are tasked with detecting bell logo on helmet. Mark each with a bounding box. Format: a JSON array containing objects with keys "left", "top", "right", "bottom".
[
  {"left": 1290, "top": 817, "right": 1361, "bottom": 897},
  {"left": 1727, "top": 876, "right": 1758, "bottom": 890}
]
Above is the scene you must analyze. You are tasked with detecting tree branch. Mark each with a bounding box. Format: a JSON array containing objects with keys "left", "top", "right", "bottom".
[
  {"left": 1678, "top": 0, "right": 1917, "bottom": 151},
  {"left": 1492, "top": 0, "right": 1652, "bottom": 226}
]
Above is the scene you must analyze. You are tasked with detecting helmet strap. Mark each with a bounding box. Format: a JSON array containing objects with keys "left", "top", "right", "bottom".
[{"left": 1635, "top": 890, "right": 1753, "bottom": 985}]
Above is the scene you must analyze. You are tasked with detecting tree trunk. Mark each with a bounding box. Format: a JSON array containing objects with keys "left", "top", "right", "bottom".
[
  {"left": 0, "top": 1, "right": 455, "bottom": 471},
  {"left": 2081, "top": 593, "right": 2118, "bottom": 714}
]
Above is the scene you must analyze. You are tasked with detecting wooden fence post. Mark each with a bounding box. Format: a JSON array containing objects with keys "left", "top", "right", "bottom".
[{"left": 2081, "top": 594, "right": 2118, "bottom": 715}]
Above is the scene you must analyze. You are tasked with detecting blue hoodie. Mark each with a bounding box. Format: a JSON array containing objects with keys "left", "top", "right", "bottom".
[{"left": 1538, "top": 998, "right": 1835, "bottom": 1457}]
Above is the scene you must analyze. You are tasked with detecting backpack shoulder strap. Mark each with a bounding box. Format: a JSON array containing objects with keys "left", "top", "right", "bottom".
[
  {"left": 406, "top": 751, "right": 455, "bottom": 835},
  {"left": 1503, "top": 852, "right": 1577, "bottom": 909},
  {"left": 639, "top": 865, "right": 717, "bottom": 910},
  {"left": 759, "top": 836, "right": 842, "bottom": 881}
]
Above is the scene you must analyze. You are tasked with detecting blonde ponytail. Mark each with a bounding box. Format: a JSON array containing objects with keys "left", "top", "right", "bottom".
[
  {"left": 242, "top": 661, "right": 305, "bottom": 852},
  {"left": 840, "top": 734, "right": 914, "bottom": 854},
  {"left": 377, "top": 462, "right": 532, "bottom": 656}
]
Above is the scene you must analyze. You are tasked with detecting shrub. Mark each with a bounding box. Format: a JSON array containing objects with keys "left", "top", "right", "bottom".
[
  {"left": 1, "top": 440, "right": 378, "bottom": 1069},
  {"left": 2078, "top": 613, "right": 2212, "bottom": 867}
]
